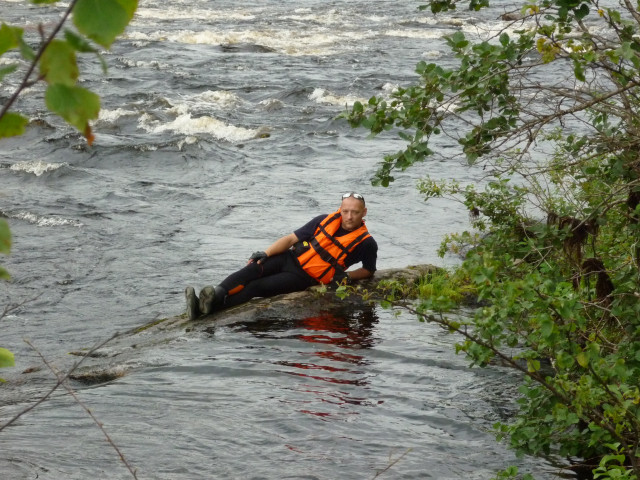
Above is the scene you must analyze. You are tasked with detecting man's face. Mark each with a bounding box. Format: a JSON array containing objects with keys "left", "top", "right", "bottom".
[{"left": 340, "top": 197, "right": 367, "bottom": 231}]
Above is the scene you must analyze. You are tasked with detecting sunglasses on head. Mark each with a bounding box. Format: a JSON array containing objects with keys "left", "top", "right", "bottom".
[{"left": 342, "top": 192, "right": 365, "bottom": 205}]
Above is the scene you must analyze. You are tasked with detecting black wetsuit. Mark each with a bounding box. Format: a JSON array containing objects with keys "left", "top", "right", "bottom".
[{"left": 218, "top": 214, "right": 378, "bottom": 308}]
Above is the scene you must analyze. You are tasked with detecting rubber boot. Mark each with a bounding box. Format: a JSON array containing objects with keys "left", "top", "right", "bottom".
[
  {"left": 199, "top": 285, "right": 226, "bottom": 315},
  {"left": 185, "top": 286, "right": 200, "bottom": 320}
]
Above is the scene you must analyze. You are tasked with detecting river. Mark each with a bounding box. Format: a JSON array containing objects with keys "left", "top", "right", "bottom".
[{"left": 1, "top": 1, "right": 570, "bottom": 478}]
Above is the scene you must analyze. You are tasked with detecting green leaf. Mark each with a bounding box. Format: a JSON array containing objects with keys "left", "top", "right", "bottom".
[
  {"left": 556, "top": 351, "right": 575, "bottom": 369},
  {"left": 64, "top": 29, "right": 109, "bottom": 73},
  {"left": 45, "top": 84, "right": 100, "bottom": 132},
  {"left": 0, "top": 23, "right": 23, "bottom": 56},
  {"left": 40, "top": 40, "right": 79, "bottom": 86},
  {"left": 573, "top": 59, "right": 585, "bottom": 82},
  {"left": 576, "top": 351, "right": 589, "bottom": 367},
  {"left": 73, "top": 0, "right": 138, "bottom": 48},
  {"left": 0, "top": 219, "right": 11, "bottom": 255},
  {"left": 526, "top": 359, "right": 541, "bottom": 372},
  {"left": 607, "top": 9, "right": 621, "bottom": 23},
  {"left": 575, "top": 4, "right": 589, "bottom": 20},
  {"left": 64, "top": 28, "right": 96, "bottom": 53},
  {"left": 446, "top": 31, "right": 469, "bottom": 50},
  {"left": 0, "top": 64, "right": 18, "bottom": 81},
  {"left": 470, "top": 0, "right": 489, "bottom": 10},
  {"left": 616, "top": 42, "right": 635, "bottom": 61},
  {"left": 0, "top": 112, "right": 29, "bottom": 139},
  {"left": 0, "top": 347, "right": 15, "bottom": 368},
  {"left": 18, "top": 37, "right": 36, "bottom": 61}
]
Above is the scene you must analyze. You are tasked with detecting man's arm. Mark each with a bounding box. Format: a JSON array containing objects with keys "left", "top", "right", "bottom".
[
  {"left": 249, "top": 233, "right": 299, "bottom": 264},
  {"left": 265, "top": 232, "right": 299, "bottom": 257},
  {"left": 346, "top": 267, "right": 374, "bottom": 281},
  {"left": 344, "top": 237, "right": 377, "bottom": 281}
]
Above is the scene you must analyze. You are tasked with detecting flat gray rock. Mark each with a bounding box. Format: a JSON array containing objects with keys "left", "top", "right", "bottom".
[{"left": 14, "top": 265, "right": 439, "bottom": 388}]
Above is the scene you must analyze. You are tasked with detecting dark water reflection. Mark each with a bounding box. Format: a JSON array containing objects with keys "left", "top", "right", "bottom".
[
  {"left": 234, "top": 306, "right": 380, "bottom": 419},
  {"left": 191, "top": 307, "right": 568, "bottom": 479}
]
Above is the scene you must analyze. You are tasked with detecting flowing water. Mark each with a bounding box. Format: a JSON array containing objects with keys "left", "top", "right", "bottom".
[{"left": 1, "top": 1, "right": 570, "bottom": 478}]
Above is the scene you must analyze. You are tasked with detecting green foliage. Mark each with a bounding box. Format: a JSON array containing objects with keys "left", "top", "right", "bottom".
[
  {"left": 0, "top": 348, "right": 15, "bottom": 369},
  {"left": 40, "top": 39, "right": 79, "bottom": 85},
  {"left": 0, "top": 0, "right": 138, "bottom": 142},
  {"left": 349, "top": 0, "right": 640, "bottom": 478},
  {"left": 45, "top": 84, "right": 100, "bottom": 134},
  {"left": 491, "top": 465, "right": 535, "bottom": 480},
  {"left": 0, "top": 23, "right": 23, "bottom": 55},
  {"left": 0, "top": 111, "right": 29, "bottom": 138},
  {"left": 594, "top": 445, "right": 638, "bottom": 480},
  {"left": 0, "top": 219, "right": 11, "bottom": 281},
  {"left": 0, "top": 347, "right": 15, "bottom": 382},
  {"left": 413, "top": 268, "right": 475, "bottom": 312},
  {"left": 0, "top": 218, "right": 12, "bottom": 379},
  {"left": 72, "top": 0, "right": 137, "bottom": 49},
  {"left": 0, "top": 0, "right": 138, "bottom": 378}
]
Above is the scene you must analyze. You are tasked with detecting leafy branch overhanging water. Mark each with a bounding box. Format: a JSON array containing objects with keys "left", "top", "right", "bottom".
[{"left": 345, "top": 0, "right": 640, "bottom": 478}]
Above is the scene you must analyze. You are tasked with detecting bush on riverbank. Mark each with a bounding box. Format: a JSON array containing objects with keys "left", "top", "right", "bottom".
[{"left": 346, "top": 0, "right": 640, "bottom": 477}]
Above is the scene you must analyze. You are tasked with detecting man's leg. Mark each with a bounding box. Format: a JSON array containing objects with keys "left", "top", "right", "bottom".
[
  {"left": 198, "top": 252, "right": 299, "bottom": 314},
  {"left": 196, "top": 252, "right": 315, "bottom": 314},
  {"left": 223, "top": 269, "right": 314, "bottom": 307},
  {"left": 218, "top": 252, "right": 290, "bottom": 294},
  {"left": 220, "top": 251, "right": 316, "bottom": 307}
]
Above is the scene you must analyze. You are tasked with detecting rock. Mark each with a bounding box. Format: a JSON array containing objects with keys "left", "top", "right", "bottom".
[
  {"left": 14, "top": 264, "right": 440, "bottom": 387},
  {"left": 501, "top": 12, "right": 524, "bottom": 21},
  {"left": 126, "top": 264, "right": 440, "bottom": 336}
]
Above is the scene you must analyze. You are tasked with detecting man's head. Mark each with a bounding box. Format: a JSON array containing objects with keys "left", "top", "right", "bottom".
[{"left": 340, "top": 192, "right": 367, "bottom": 231}]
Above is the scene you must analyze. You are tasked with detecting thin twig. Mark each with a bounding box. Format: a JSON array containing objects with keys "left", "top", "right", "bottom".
[
  {"left": 0, "top": 0, "right": 80, "bottom": 120},
  {"left": 401, "top": 302, "right": 627, "bottom": 445},
  {"left": 25, "top": 338, "right": 138, "bottom": 479},
  {"left": 372, "top": 448, "right": 412, "bottom": 479},
  {"left": 0, "top": 332, "right": 116, "bottom": 432},
  {"left": 1, "top": 293, "right": 44, "bottom": 321}
]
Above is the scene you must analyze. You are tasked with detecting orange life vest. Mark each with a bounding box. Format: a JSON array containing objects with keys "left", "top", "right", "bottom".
[{"left": 295, "top": 210, "right": 371, "bottom": 284}]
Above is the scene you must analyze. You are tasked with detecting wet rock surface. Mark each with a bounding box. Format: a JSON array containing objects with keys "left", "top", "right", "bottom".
[{"left": 13, "top": 265, "right": 438, "bottom": 388}]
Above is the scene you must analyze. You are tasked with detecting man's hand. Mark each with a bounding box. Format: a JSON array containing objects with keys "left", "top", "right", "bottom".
[
  {"left": 249, "top": 251, "right": 268, "bottom": 264},
  {"left": 332, "top": 270, "right": 351, "bottom": 287}
]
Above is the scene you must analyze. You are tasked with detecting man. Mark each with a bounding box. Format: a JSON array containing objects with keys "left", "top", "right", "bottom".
[{"left": 185, "top": 192, "right": 378, "bottom": 320}]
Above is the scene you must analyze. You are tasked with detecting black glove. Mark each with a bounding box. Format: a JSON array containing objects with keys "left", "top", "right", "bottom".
[
  {"left": 249, "top": 251, "right": 268, "bottom": 263},
  {"left": 332, "top": 270, "right": 351, "bottom": 287}
]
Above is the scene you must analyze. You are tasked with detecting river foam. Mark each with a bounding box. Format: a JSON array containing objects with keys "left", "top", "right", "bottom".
[{"left": 9, "top": 161, "right": 67, "bottom": 177}]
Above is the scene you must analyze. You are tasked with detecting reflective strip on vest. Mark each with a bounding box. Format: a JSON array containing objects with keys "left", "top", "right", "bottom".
[{"left": 296, "top": 210, "right": 370, "bottom": 284}]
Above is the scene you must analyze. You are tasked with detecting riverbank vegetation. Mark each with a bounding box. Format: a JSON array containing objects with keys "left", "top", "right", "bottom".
[{"left": 346, "top": 0, "right": 640, "bottom": 478}]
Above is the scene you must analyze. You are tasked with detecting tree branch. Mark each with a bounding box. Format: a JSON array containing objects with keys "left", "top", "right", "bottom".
[
  {"left": 0, "top": 0, "right": 80, "bottom": 121},
  {"left": 25, "top": 338, "right": 139, "bottom": 479}
]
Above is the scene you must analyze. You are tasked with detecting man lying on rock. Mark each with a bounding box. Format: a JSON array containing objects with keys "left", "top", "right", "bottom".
[{"left": 185, "top": 192, "right": 378, "bottom": 320}]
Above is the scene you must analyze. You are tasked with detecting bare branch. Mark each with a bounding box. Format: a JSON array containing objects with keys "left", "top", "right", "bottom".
[
  {"left": 371, "top": 448, "right": 412, "bottom": 479},
  {"left": 24, "top": 338, "right": 139, "bottom": 479},
  {"left": 0, "top": 332, "right": 116, "bottom": 432}
]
